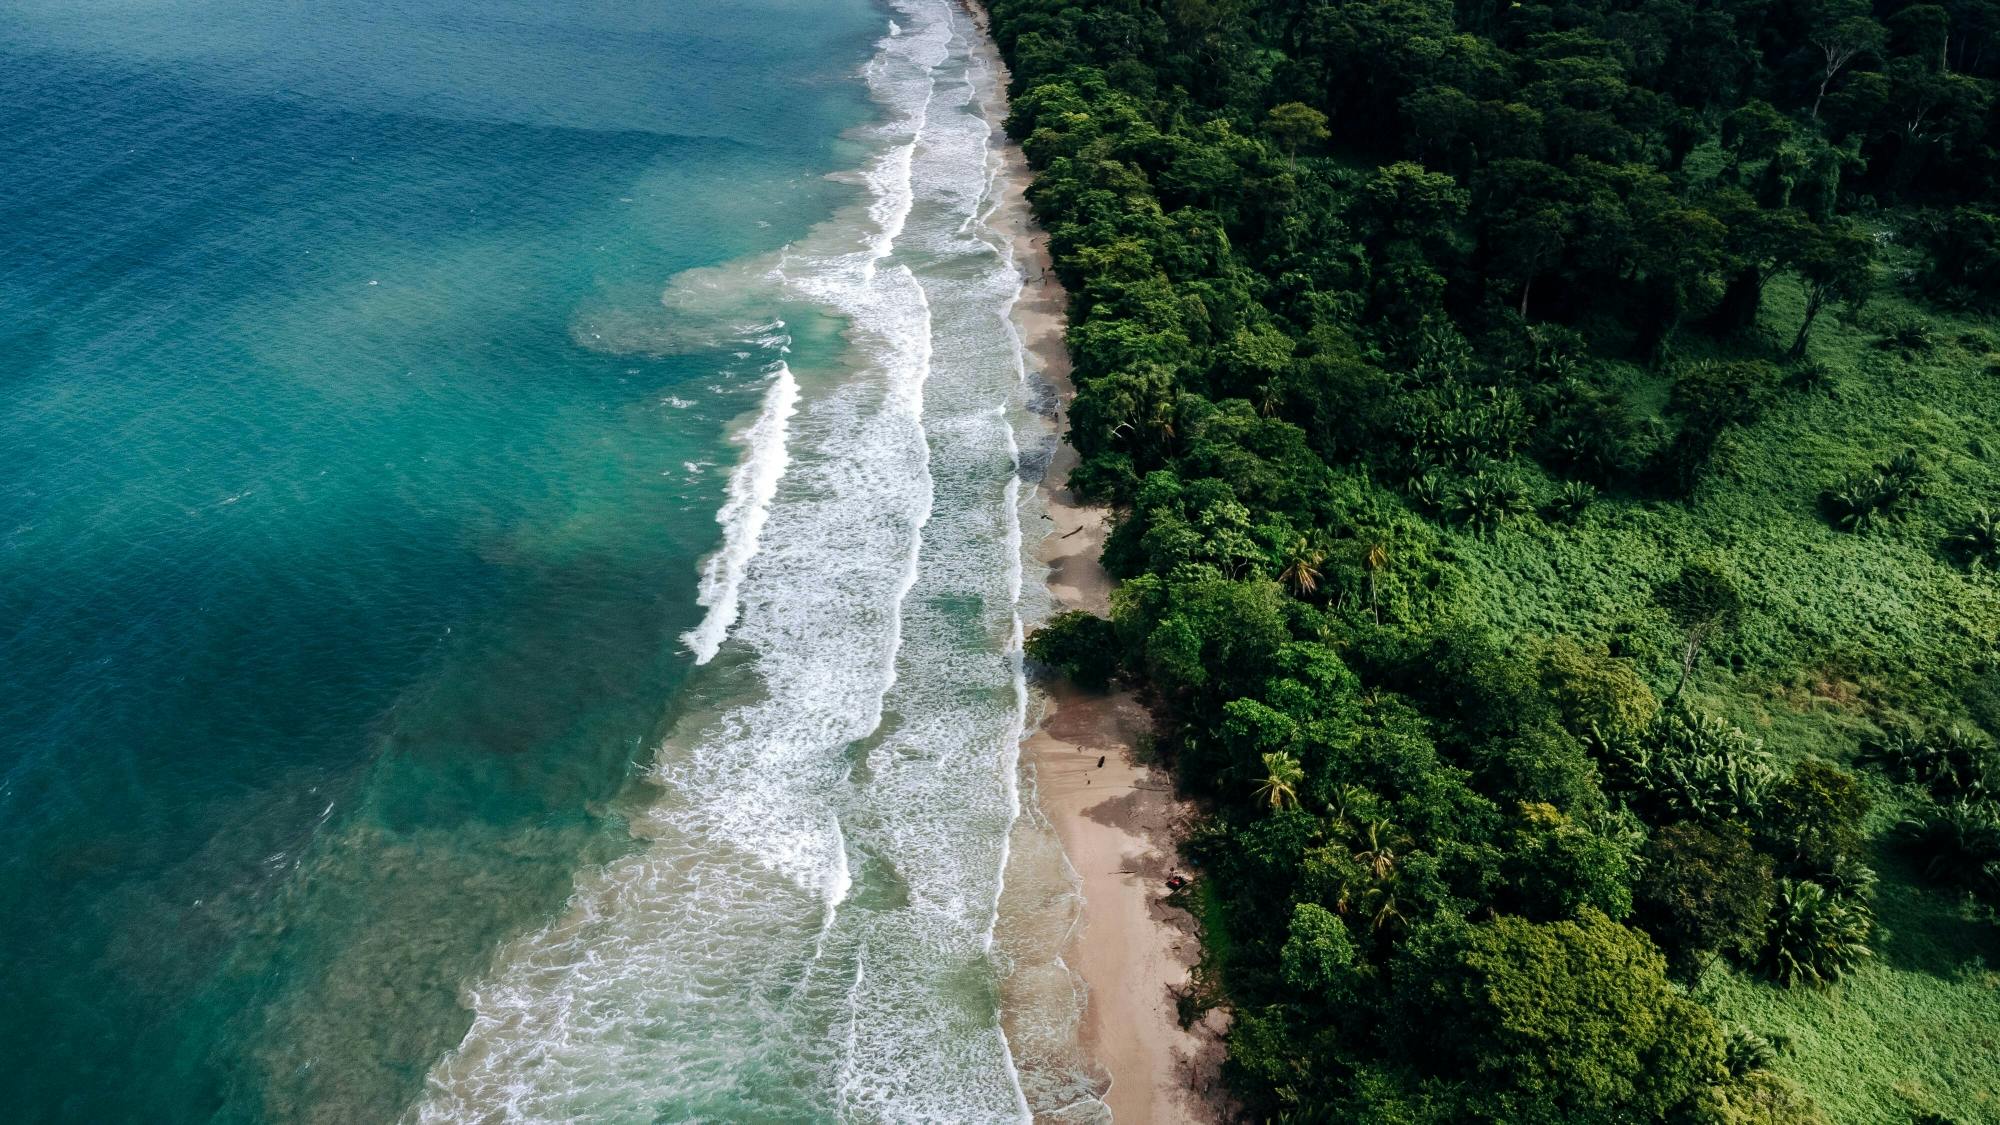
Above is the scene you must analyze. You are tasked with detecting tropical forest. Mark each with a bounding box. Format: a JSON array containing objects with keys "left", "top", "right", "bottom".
[{"left": 1000, "top": 0, "right": 2000, "bottom": 1118}]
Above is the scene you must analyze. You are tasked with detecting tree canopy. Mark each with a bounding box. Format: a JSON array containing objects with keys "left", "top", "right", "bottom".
[{"left": 1000, "top": 0, "right": 2000, "bottom": 1114}]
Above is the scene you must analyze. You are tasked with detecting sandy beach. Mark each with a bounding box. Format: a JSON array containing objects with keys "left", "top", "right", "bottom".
[{"left": 966, "top": 5, "right": 1230, "bottom": 1119}]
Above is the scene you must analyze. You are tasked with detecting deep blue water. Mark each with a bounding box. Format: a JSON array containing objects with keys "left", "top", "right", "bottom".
[{"left": 0, "top": 1, "right": 880, "bottom": 1119}]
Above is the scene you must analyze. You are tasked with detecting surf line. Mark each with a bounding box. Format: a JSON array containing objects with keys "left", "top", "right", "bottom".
[{"left": 681, "top": 349, "right": 800, "bottom": 664}]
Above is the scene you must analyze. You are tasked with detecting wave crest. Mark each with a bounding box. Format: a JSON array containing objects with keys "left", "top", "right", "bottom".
[{"left": 681, "top": 358, "right": 799, "bottom": 664}]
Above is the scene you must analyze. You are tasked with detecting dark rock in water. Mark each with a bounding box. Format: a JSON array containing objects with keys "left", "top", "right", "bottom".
[
  {"left": 1024, "top": 377, "right": 1060, "bottom": 419},
  {"left": 1016, "top": 436, "right": 1057, "bottom": 481}
]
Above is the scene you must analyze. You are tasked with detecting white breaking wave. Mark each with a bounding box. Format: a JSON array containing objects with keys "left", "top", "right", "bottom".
[
  {"left": 681, "top": 361, "right": 799, "bottom": 664},
  {"left": 411, "top": 2, "right": 1060, "bottom": 1120}
]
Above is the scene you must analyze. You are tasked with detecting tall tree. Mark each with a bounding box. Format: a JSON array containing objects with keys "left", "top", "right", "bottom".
[
  {"left": 1634, "top": 822, "right": 1775, "bottom": 980},
  {"left": 1266, "top": 101, "right": 1329, "bottom": 167},
  {"left": 1809, "top": 7, "right": 1885, "bottom": 120},
  {"left": 1790, "top": 220, "right": 1874, "bottom": 359},
  {"left": 1656, "top": 555, "right": 1746, "bottom": 702}
]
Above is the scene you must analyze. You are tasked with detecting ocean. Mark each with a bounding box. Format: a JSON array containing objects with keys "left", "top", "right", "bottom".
[{"left": 0, "top": 0, "right": 1078, "bottom": 1120}]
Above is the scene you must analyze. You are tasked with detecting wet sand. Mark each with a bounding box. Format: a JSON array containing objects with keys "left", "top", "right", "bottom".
[{"left": 966, "top": 3, "right": 1230, "bottom": 1118}]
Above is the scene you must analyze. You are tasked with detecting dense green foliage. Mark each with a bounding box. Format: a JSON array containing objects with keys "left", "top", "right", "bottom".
[
  {"left": 993, "top": 0, "right": 2000, "bottom": 1117},
  {"left": 1025, "top": 608, "right": 1124, "bottom": 689},
  {"left": 1395, "top": 910, "right": 1728, "bottom": 1121}
]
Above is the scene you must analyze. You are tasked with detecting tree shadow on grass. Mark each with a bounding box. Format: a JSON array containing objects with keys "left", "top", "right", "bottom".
[{"left": 1871, "top": 843, "right": 2000, "bottom": 980}]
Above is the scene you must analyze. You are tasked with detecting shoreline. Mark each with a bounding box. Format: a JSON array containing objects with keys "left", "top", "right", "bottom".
[{"left": 966, "top": 4, "right": 1230, "bottom": 1120}]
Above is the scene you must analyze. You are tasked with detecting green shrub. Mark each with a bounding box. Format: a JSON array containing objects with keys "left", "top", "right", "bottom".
[
  {"left": 1759, "top": 878, "right": 1873, "bottom": 988},
  {"left": 1662, "top": 360, "right": 1780, "bottom": 494},
  {"left": 1602, "top": 709, "right": 1780, "bottom": 824},
  {"left": 1545, "top": 479, "right": 1597, "bottom": 522},
  {"left": 1503, "top": 802, "right": 1637, "bottom": 922},
  {"left": 1877, "top": 316, "right": 1939, "bottom": 355},
  {"left": 1025, "top": 609, "right": 1122, "bottom": 690},
  {"left": 1822, "top": 473, "right": 1896, "bottom": 531},
  {"left": 1403, "top": 468, "right": 1448, "bottom": 514},
  {"left": 1821, "top": 853, "right": 1880, "bottom": 901},
  {"left": 1391, "top": 381, "right": 1532, "bottom": 472},
  {"left": 1691, "top": 1070, "right": 1828, "bottom": 1125},
  {"left": 1395, "top": 911, "right": 1728, "bottom": 1120},
  {"left": 1947, "top": 508, "right": 2000, "bottom": 570},
  {"left": 1758, "top": 760, "right": 1871, "bottom": 875},
  {"left": 1722, "top": 1026, "right": 1779, "bottom": 1078},
  {"left": 1896, "top": 801, "right": 2000, "bottom": 901},
  {"left": 1864, "top": 723, "right": 1998, "bottom": 802},
  {"left": 1909, "top": 206, "right": 2000, "bottom": 299},
  {"left": 1540, "top": 395, "right": 1658, "bottom": 483},
  {"left": 1782, "top": 360, "right": 1837, "bottom": 396},
  {"left": 1536, "top": 636, "right": 1660, "bottom": 741},
  {"left": 1279, "top": 901, "right": 1360, "bottom": 998},
  {"left": 1449, "top": 468, "right": 1530, "bottom": 531},
  {"left": 1821, "top": 449, "right": 1928, "bottom": 532}
]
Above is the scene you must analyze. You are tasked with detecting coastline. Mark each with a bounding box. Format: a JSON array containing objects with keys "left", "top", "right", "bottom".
[{"left": 966, "top": 5, "right": 1230, "bottom": 1120}]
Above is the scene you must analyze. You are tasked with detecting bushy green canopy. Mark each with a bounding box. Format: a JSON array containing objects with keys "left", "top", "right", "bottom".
[
  {"left": 992, "top": 0, "right": 2000, "bottom": 1113},
  {"left": 1395, "top": 910, "right": 1728, "bottom": 1122}
]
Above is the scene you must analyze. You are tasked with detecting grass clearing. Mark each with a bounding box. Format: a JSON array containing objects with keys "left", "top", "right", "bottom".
[
  {"left": 1418, "top": 273, "right": 2000, "bottom": 1123},
  {"left": 1706, "top": 845, "right": 2000, "bottom": 1123}
]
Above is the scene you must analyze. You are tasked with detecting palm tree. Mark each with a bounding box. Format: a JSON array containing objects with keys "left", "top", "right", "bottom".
[
  {"left": 1144, "top": 391, "right": 1179, "bottom": 450},
  {"left": 1251, "top": 751, "right": 1304, "bottom": 812},
  {"left": 1353, "top": 819, "right": 1403, "bottom": 881},
  {"left": 1345, "top": 825, "right": 1411, "bottom": 936},
  {"left": 1278, "top": 535, "right": 1326, "bottom": 599},
  {"left": 1257, "top": 378, "right": 1286, "bottom": 418},
  {"left": 1362, "top": 542, "right": 1388, "bottom": 624},
  {"left": 1362, "top": 881, "right": 1407, "bottom": 936},
  {"left": 1326, "top": 783, "right": 1368, "bottom": 832}
]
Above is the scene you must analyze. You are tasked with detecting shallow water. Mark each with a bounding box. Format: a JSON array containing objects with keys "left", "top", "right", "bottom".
[
  {"left": 415, "top": 2, "right": 1085, "bottom": 1119},
  {"left": 2, "top": 0, "right": 1085, "bottom": 1120},
  {"left": 0, "top": 0, "right": 877, "bottom": 1119}
]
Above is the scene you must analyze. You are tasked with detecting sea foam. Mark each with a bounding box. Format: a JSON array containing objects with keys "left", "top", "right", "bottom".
[
  {"left": 681, "top": 356, "right": 798, "bottom": 664},
  {"left": 411, "top": 2, "right": 1056, "bottom": 1119}
]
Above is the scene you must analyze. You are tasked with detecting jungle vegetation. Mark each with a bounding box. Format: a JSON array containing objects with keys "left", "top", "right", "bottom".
[{"left": 996, "top": 0, "right": 2000, "bottom": 1119}]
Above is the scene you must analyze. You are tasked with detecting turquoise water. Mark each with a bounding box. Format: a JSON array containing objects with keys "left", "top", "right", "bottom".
[
  {"left": 3, "top": 0, "right": 1099, "bottom": 1120},
  {"left": 0, "top": 0, "right": 887, "bottom": 1119}
]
